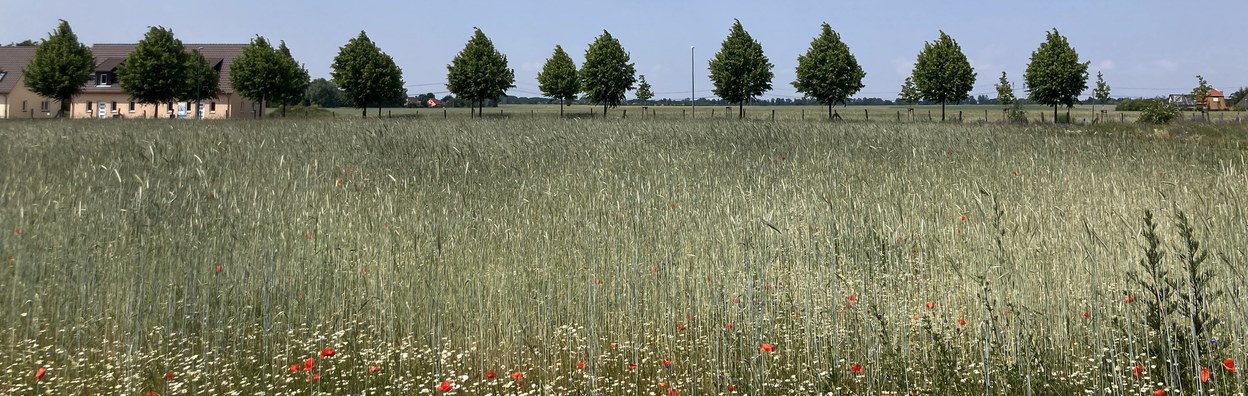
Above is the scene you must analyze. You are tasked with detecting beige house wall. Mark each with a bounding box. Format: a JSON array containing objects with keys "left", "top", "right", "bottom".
[
  {"left": 71, "top": 93, "right": 265, "bottom": 119},
  {"left": 0, "top": 80, "right": 59, "bottom": 119}
]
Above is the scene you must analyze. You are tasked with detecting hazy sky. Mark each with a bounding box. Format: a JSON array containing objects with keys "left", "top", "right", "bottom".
[{"left": 2, "top": 0, "right": 1244, "bottom": 100}]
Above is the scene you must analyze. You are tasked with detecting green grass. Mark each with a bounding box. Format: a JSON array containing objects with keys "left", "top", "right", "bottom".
[{"left": 1, "top": 118, "right": 1247, "bottom": 395}]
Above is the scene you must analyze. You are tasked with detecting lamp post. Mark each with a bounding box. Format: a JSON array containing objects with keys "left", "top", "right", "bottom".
[
  {"left": 195, "top": 46, "right": 204, "bottom": 119},
  {"left": 691, "top": 46, "right": 695, "bottom": 118}
]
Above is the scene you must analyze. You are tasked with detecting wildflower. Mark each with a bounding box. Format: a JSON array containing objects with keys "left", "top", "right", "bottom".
[
  {"left": 438, "top": 381, "right": 454, "bottom": 392},
  {"left": 213, "top": 264, "right": 223, "bottom": 273},
  {"left": 320, "top": 347, "right": 336, "bottom": 358},
  {"left": 15, "top": 228, "right": 22, "bottom": 235},
  {"left": 485, "top": 371, "right": 496, "bottom": 379},
  {"left": 628, "top": 363, "right": 638, "bottom": 371},
  {"left": 759, "top": 343, "right": 776, "bottom": 353},
  {"left": 724, "top": 322, "right": 734, "bottom": 330},
  {"left": 850, "top": 363, "right": 863, "bottom": 374},
  {"left": 662, "top": 359, "right": 672, "bottom": 369},
  {"left": 728, "top": 385, "right": 736, "bottom": 392},
  {"left": 369, "top": 365, "right": 381, "bottom": 374},
  {"left": 675, "top": 324, "right": 687, "bottom": 332},
  {"left": 576, "top": 362, "right": 586, "bottom": 370},
  {"left": 164, "top": 372, "right": 176, "bottom": 380},
  {"left": 610, "top": 342, "right": 618, "bottom": 350},
  {"left": 145, "top": 392, "right": 156, "bottom": 396},
  {"left": 304, "top": 357, "right": 315, "bottom": 371},
  {"left": 847, "top": 294, "right": 857, "bottom": 303},
  {"left": 1133, "top": 363, "right": 1144, "bottom": 378},
  {"left": 311, "top": 372, "right": 320, "bottom": 381},
  {"left": 667, "top": 388, "right": 680, "bottom": 396},
  {"left": 959, "top": 215, "right": 968, "bottom": 221},
  {"left": 1201, "top": 367, "right": 1210, "bottom": 382},
  {"left": 1223, "top": 358, "right": 1237, "bottom": 372},
  {"left": 511, "top": 371, "right": 523, "bottom": 380},
  {"left": 957, "top": 318, "right": 967, "bottom": 327},
  {"left": 1081, "top": 311, "right": 1090, "bottom": 319},
  {"left": 1154, "top": 389, "right": 1165, "bottom": 396},
  {"left": 35, "top": 367, "right": 46, "bottom": 381},
  {"left": 290, "top": 364, "right": 300, "bottom": 373},
  {"left": 925, "top": 301, "right": 935, "bottom": 310}
]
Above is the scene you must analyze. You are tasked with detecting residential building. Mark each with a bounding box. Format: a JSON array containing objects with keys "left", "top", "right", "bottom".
[
  {"left": 0, "top": 46, "right": 60, "bottom": 119},
  {"left": 1204, "top": 88, "right": 1226, "bottom": 111},
  {"left": 1168, "top": 88, "right": 1228, "bottom": 111},
  {"left": 71, "top": 44, "right": 264, "bottom": 119}
]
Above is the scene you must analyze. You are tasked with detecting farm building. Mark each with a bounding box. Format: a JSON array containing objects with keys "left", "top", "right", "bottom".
[
  {"left": 72, "top": 44, "right": 264, "bottom": 119},
  {"left": 0, "top": 46, "right": 59, "bottom": 119},
  {"left": 427, "top": 98, "right": 443, "bottom": 108},
  {"left": 1168, "top": 88, "right": 1228, "bottom": 111}
]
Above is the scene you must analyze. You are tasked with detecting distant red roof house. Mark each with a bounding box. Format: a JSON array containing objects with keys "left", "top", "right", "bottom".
[
  {"left": 426, "top": 98, "right": 443, "bottom": 108},
  {"left": 1204, "top": 88, "right": 1226, "bottom": 110}
]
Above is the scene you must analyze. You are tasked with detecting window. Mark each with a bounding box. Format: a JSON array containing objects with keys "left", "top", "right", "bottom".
[
  {"left": 166, "top": 103, "right": 173, "bottom": 112},
  {"left": 22, "top": 101, "right": 28, "bottom": 112},
  {"left": 96, "top": 73, "right": 112, "bottom": 86},
  {"left": 84, "top": 102, "right": 90, "bottom": 113},
  {"left": 110, "top": 102, "right": 117, "bottom": 112},
  {"left": 0, "top": 71, "right": 7, "bottom": 81},
  {"left": 209, "top": 102, "right": 217, "bottom": 113},
  {"left": 41, "top": 101, "right": 50, "bottom": 112},
  {"left": 128, "top": 102, "right": 135, "bottom": 112}
]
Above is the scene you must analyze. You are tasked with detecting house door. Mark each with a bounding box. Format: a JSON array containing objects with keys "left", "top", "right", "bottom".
[
  {"left": 177, "top": 102, "right": 188, "bottom": 119},
  {"left": 97, "top": 102, "right": 107, "bottom": 119}
]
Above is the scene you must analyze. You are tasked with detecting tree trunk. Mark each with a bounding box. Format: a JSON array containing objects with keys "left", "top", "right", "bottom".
[
  {"left": 1053, "top": 105, "right": 1058, "bottom": 124},
  {"left": 828, "top": 104, "right": 833, "bottom": 121},
  {"left": 559, "top": 99, "right": 564, "bottom": 118},
  {"left": 361, "top": 104, "right": 366, "bottom": 118},
  {"left": 941, "top": 102, "right": 946, "bottom": 121},
  {"left": 603, "top": 104, "right": 608, "bottom": 118},
  {"left": 58, "top": 99, "right": 70, "bottom": 118},
  {"left": 738, "top": 102, "right": 744, "bottom": 119},
  {"left": 1066, "top": 107, "right": 1070, "bottom": 124}
]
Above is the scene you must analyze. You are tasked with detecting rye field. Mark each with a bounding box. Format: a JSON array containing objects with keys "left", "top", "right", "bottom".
[{"left": 2, "top": 118, "right": 1248, "bottom": 395}]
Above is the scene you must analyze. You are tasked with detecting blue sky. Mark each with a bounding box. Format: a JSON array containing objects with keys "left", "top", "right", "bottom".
[{"left": 2, "top": 0, "right": 1244, "bottom": 100}]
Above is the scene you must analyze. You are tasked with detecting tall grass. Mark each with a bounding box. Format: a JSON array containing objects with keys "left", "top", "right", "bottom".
[{"left": 1, "top": 119, "right": 1246, "bottom": 395}]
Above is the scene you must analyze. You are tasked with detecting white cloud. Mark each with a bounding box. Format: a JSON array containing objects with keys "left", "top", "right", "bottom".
[{"left": 1096, "top": 60, "right": 1115, "bottom": 71}]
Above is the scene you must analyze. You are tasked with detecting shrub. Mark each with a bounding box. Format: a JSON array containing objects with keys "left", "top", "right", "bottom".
[
  {"left": 1115, "top": 98, "right": 1163, "bottom": 112},
  {"left": 1137, "top": 101, "right": 1180, "bottom": 124}
]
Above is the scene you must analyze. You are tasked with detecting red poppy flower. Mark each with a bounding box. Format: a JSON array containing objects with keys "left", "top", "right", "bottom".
[
  {"left": 759, "top": 343, "right": 776, "bottom": 353},
  {"left": 1133, "top": 363, "right": 1144, "bottom": 378},
  {"left": 145, "top": 392, "right": 156, "bottom": 396},
  {"left": 213, "top": 264, "right": 222, "bottom": 273},
  {"left": 1124, "top": 295, "right": 1135, "bottom": 303},
  {"left": 675, "top": 324, "right": 687, "bottom": 332},
  {"left": 304, "top": 357, "right": 315, "bottom": 371},
  {"left": 1082, "top": 311, "right": 1090, "bottom": 319},
  {"left": 1224, "top": 358, "right": 1237, "bottom": 372},
  {"left": 662, "top": 359, "right": 672, "bottom": 368},
  {"left": 369, "top": 365, "right": 381, "bottom": 374},
  {"left": 724, "top": 322, "right": 734, "bottom": 330},
  {"left": 847, "top": 294, "right": 857, "bottom": 303},
  {"left": 320, "top": 347, "right": 335, "bottom": 358},
  {"left": 1201, "top": 367, "right": 1210, "bottom": 382},
  {"left": 728, "top": 385, "right": 735, "bottom": 392},
  {"left": 485, "top": 371, "right": 496, "bottom": 379},
  {"left": 35, "top": 367, "right": 46, "bottom": 381},
  {"left": 959, "top": 215, "right": 968, "bottom": 221},
  {"left": 957, "top": 318, "right": 967, "bottom": 327},
  {"left": 667, "top": 388, "right": 680, "bottom": 396},
  {"left": 311, "top": 372, "right": 320, "bottom": 381},
  {"left": 850, "top": 363, "right": 863, "bottom": 374},
  {"left": 511, "top": 371, "right": 523, "bottom": 380},
  {"left": 576, "top": 361, "right": 586, "bottom": 370},
  {"left": 290, "top": 363, "right": 300, "bottom": 373},
  {"left": 1154, "top": 389, "right": 1165, "bottom": 396},
  {"left": 925, "top": 301, "right": 935, "bottom": 310},
  {"left": 438, "top": 381, "right": 453, "bottom": 392},
  {"left": 628, "top": 363, "right": 638, "bottom": 371},
  {"left": 163, "top": 372, "right": 175, "bottom": 380}
]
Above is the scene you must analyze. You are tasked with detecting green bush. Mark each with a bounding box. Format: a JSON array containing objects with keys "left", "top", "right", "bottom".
[
  {"left": 1115, "top": 98, "right": 1163, "bottom": 112},
  {"left": 1137, "top": 101, "right": 1180, "bottom": 124}
]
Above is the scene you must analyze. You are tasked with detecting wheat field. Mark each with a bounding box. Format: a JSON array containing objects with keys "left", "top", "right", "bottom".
[{"left": 1, "top": 118, "right": 1246, "bottom": 395}]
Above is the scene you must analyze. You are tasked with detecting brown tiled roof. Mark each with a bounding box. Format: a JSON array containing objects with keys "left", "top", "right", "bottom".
[
  {"left": 86, "top": 43, "right": 248, "bottom": 95},
  {"left": 1208, "top": 88, "right": 1224, "bottom": 98},
  {"left": 0, "top": 46, "right": 37, "bottom": 94}
]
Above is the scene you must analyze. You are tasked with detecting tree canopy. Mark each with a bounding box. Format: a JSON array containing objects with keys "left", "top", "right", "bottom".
[
  {"left": 995, "top": 72, "right": 1015, "bottom": 106},
  {"left": 232, "top": 36, "right": 310, "bottom": 117},
  {"left": 536, "top": 45, "right": 580, "bottom": 117},
  {"left": 22, "top": 20, "right": 95, "bottom": 117},
  {"left": 330, "top": 31, "right": 405, "bottom": 117},
  {"left": 911, "top": 31, "right": 976, "bottom": 121},
  {"left": 182, "top": 48, "right": 220, "bottom": 106},
  {"left": 793, "top": 22, "right": 864, "bottom": 120},
  {"left": 116, "top": 26, "right": 190, "bottom": 107},
  {"left": 1024, "top": 29, "right": 1089, "bottom": 123},
  {"left": 446, "top": 28, "right": 515, "bottom": 118},
  {"left": 580, "top": 30, "right": 636, "bottom": 117},
  {"left": 305, "top": 78, "right": 342, "bottom": 108},
  {"left": 709, "top": 19, "right": 773, "bottom": 119},
  {"left": 634, "top": 75, "right": 654, "bottom": 104},
  {"left": 898, "top": 77, "right": 920, "bottom": 109},
  {"left": 276, "top": 41, "right": 310, "bottom": 113}
]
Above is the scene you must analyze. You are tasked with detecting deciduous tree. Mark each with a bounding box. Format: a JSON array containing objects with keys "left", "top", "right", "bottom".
[
  {"left": 1190, "top": 75, "right": 1212, "bottom": 118},
  {"left": 22, "top": 20, "right": 94, "bottom": 117},
  {"left": 276, "top": 41, "right": 310, "bottom": 116},
  {"left": 537, "top": 45, "right": 579, "bottom": 117},
  {"left": 1092, "top": 71, "right": 1111, "bottom": 121},
  {"left": 634, "top": 75, "right": 653, "bottom": 105},
  {"left": 898, "top": 77, "right": 920, "bottom": 112},
  {"left": 331, "top": 31, "right": 405, "bottom": 118},
  {"left": 995, "top": 71, "right": 1015, "bottom": 106},
  {"left": 709, "top": 19, "right": 773, "bottom": 119},
  {"left": 580, "top": 30, "right": 636, "bottom": 117},
  {"left": 911, "top": 31, "right": 976, "bottom": 121},
  {"left": 793, "top": 22, "right": 864, "bottom": 121},
  {"left": 447, "top": 28, "right": 515, "bottom": 118},
  {"left": 116, "top": 26, "right": 190, "bottom": 110},
  {"left": 182, "top": 48, "right": 220, "bottom": 114},
  {"left": 305, "top": 78, "right": 342, "bottom": 108},
  {"left": 1024, "top": 29, "right": 1089, "bottom": 123}
]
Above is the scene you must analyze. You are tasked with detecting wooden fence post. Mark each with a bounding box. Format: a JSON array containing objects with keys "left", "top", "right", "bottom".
[
  {"left": 771, "top": 109, "right": 775, "bottom": 121},
  {"left": 623, "top": 109, "right": 627, "bottom": 119},
  {"left": 864, "top": 109, "right": 869, "bottom": 121}
]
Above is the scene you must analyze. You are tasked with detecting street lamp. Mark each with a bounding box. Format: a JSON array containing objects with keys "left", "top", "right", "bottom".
[{"left": 195, "top": 46, "right": 204, "bottom": 119}]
